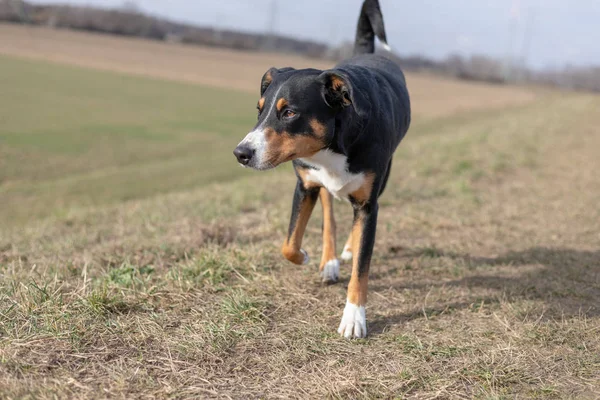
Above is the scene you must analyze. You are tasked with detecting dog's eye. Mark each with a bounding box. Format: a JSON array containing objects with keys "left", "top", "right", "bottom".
[{"left": 282, "top": 110, "right": 296, "bottom": 119}]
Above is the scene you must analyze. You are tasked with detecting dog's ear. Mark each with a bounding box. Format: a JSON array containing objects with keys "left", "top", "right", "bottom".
[
  {"left": 260, "top": 67, "right": 295, "bottom": 96},
  {"left": 260, "top": 67, "right": 278, "bottom": 96},
  {"left": 318, "top": 71, "right": 370, "bottom": 118}
]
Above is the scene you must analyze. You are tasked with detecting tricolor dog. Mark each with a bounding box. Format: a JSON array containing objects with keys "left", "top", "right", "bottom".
[{"left": 234, "top": 0, "right": 410, "bottom": 338}]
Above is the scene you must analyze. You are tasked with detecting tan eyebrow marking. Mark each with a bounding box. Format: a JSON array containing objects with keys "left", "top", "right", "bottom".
[
  {"left": 276, "top": 98, "right": 288, "bottom": 112},
  {"left": 258, "top": 98, "right": 265, "bottom": 111}
]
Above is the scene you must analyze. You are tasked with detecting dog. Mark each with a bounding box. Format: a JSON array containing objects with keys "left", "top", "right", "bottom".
[{"left": 233, "top": 0, "right": 410, "bottom": 338}]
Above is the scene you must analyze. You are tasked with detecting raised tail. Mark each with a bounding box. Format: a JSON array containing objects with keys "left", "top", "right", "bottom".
[{"left": 354, "top": 0, "right": 391, "bottom": 55}]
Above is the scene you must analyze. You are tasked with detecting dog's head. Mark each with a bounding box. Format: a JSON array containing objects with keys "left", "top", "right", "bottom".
[{"left": 233, "top": 67, "right": 367, "bottom": 170}]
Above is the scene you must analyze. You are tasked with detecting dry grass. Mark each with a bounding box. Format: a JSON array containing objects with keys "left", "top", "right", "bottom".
[
  {"left": 1, "top": 25, "right": 599, "bottom": 399},
  {"left": 0, "top": 23, "right": 538, "bottom": 118}
]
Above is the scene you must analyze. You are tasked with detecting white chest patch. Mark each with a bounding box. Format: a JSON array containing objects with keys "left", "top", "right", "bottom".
[{"left": 299, "top": 150, "right": 364, "bottom": 200}]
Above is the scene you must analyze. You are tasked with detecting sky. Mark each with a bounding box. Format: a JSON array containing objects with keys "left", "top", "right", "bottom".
[{"left": 28, "top": 0, "right": 600, "bottom": 70}]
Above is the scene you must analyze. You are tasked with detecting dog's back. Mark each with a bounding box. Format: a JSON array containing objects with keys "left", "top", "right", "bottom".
[{"left": 334, "top": 0, "right": 411, "bottom": 156}]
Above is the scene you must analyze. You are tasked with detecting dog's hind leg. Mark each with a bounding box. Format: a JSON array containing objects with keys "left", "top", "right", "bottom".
[
  {"left": 281, "top": 178, "right": 319, "bottom": 265},
  {"left": 319, "top": 188, "right": 339, "bottom": 283},
  {"left": 340, "top": 232, "right": 353, "bottom": 263}
]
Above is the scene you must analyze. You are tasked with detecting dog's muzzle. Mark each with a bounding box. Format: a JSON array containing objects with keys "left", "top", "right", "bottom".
[{"left": 234, "top": 129, "right": 269, "bottom": 169}]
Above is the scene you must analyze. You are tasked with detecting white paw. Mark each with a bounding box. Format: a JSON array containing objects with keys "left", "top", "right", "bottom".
[
  {"left": 340, "top": 245, "right": 352, "bottom": 262},
  {"left": 337, "top": 300, "right": 367, "bottom": 339},
  {"left": 320, "top": 259, "right": 340, "bottom": 283},
  {"left": 300, "top": 249, "right": 310, "bottom": 265}
]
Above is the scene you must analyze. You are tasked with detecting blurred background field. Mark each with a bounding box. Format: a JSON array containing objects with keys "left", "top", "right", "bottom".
[
  {"left": 1, "top": 1, "right": 599, "bottom": 398},
  {"left": 0, "top": 23, "right": 541, "bottom": 225}
]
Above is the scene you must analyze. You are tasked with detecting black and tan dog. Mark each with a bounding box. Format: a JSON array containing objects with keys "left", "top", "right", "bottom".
[{"left": 233, "top": 0, "right": 410, "bottom": 338}]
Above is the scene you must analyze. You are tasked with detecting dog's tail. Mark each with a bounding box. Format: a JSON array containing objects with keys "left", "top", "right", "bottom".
[{"left": 354, "top": 0, "right": 391, "bottom": 55}]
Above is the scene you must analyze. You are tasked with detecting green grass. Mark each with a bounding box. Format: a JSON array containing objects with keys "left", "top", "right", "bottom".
[{"left": 0, "top": 55, "right": 260, "bottom": 224}]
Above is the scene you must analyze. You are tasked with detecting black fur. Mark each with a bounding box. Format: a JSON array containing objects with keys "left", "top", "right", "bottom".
[
  {"left": 354, "top": 0, "right": 390, "bottom": 55},
  {"left": 326, "top": 55, "right": 410, "bottom": 175},
  {"left": 234, "top": 0, "right": 410, "bottom": 337}
]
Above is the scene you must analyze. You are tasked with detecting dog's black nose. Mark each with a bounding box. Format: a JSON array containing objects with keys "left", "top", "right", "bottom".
[{"left": 234, "top": 145, "right": 254, "bottom": 165}]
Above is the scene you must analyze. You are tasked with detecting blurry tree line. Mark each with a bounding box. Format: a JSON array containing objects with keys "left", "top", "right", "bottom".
[
  {"left": 329, "top": 43, "right": 600, "bottom": 92},
  {"left": 0, "top": 0, "right": 327, "bottom": 57},
  {"left": 2, "top": 0, "right": 600, "bottom": 93},
  {"left": 397, "top": 53, "right": 600, "bottom": 92},
  {"left": 396, "top": 53, "right": 600, "bottom": 92}
]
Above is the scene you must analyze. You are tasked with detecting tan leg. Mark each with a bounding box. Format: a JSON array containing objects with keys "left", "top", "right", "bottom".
[
  {"left": 340, "top": 231, "right": 353, "bottom": 262},
  {"left": 281, "top": 179, "right": 319, "bottom": 265},
  {"left": 319, "top": 188, "right": 339, "bottom": 283},
  {"left": 348, "top": 214, "right": 369, "bottom": 305},
  {"left": 338, "top": 174, "right": 377, "bottom": 338}
]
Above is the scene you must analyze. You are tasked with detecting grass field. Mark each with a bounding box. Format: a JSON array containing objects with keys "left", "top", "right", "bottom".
[
  {"left": 1, "top": 25, "right": 600, "bottom": 399},
  {"left": 0, "top": 54, "right": 259, "bottom": 223}
]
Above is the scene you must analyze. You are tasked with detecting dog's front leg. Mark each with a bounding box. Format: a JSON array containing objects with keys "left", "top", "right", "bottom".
[
  {"left": 281, "top": 178, "right": 319, "bottom": 265},
  {"left": 338, "top": 175, "right": 378, "bottom": 339}
]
